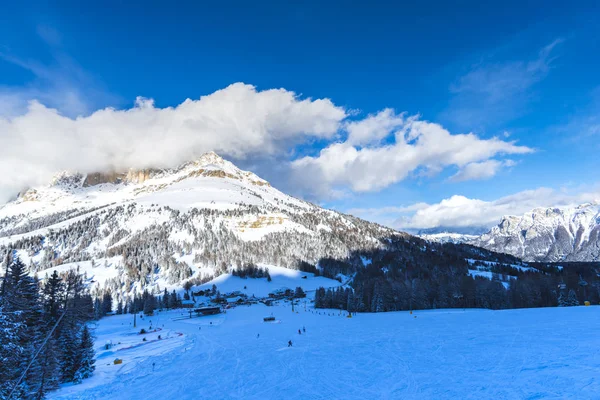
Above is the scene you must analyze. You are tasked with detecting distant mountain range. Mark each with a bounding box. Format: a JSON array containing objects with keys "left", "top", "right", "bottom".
[{"left": 421, "top": 203, "right": 600, "bottom": 262}]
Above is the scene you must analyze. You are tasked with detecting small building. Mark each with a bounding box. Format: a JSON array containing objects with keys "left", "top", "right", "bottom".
[
  {"left": 226, "top": 296, "right": 243, "bottom": 304},
  {"left": 194, "top": 306, "right": 221, "bottom": 316},
  {"left": 181, "top": 300, "right": 195, "bottom": 308}
]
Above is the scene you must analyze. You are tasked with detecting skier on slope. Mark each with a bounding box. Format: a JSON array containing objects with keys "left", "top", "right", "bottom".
[
  {"left": 303, "top": 326, "right": 306, "bottom": 333},
  {"left": 288, "top": 340, "right": 292, "bottom": 347},
  {"left": 298, "top": 329, "right": 301, "bottom": 335}
]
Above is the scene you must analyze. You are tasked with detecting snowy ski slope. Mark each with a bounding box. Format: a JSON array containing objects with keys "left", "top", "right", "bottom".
[{"left": 49, "top": 302, "right": 600, "bottom": 399}]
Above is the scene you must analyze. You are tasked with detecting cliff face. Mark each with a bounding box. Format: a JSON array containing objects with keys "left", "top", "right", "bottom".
[{"left": 82, "top": 169, "right": 158, "bottom": 187}]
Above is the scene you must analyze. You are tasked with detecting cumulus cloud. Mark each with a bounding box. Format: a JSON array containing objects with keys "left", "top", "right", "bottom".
[
  {"left": 351, "top": 185, "right": 600, "bottom": 232},
  {"left": 291, "top": 117, "right": 533, "bottom": 198},
  {"left": 345, "top": 108, "right": 406, "bottom": 146},
  {"left": 0, "top": 83, "right": 346, "bottom": 200}
]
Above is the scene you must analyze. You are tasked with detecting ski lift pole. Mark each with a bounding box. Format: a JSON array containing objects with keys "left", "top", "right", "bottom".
[{"left": 133, "top": 289, "right": 137, "bottom": 328}]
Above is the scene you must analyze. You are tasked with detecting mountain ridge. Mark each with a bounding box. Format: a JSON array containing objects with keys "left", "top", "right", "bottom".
[{"left": 421, "top": 202, "right": 600, "bottom": 262}]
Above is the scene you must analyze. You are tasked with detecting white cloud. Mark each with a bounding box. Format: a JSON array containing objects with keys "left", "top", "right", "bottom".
[
  {"left": 352, "top": 185, "right": 600, "bottom": 232},
  {"left": 345, "top": 108, "right": 405, "bottom": 146},
  {"left": 450, "top": 159, "right": 515, "bottom": 182},
  {"left": 291, "top": 118, "right": 532, "bottom": 198},
  {"left": 443, "top": 38, "right": 564, "bottom": 130},
  {"left": 0, "top": 83, "right": 346, "bottom": 201}
]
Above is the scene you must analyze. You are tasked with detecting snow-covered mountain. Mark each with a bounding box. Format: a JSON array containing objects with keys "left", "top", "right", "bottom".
[
  {"left": 418, "top": 232, "right": 479, "bottom": 244},
  {"left": 0, "top": 152, "right": 404, "bottom": 300},
  {"left": 471, "top": 203, "right": 600, "bottom": 262}
]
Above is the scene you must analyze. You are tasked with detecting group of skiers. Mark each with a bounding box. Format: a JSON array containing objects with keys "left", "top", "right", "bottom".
[
  {"left": 288, "top": 326, "right": 306, "bottom": 346},
  {"left": 254, "top": 326, "right": 306, "bottom": 347}
]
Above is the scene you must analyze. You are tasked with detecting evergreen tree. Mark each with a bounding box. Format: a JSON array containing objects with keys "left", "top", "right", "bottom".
[
  {"left": 33, "top": 337, "right": 61, "bottom": 399},
  {"left": 59, "top": 317, "right": 80, "bottom": 382},
  {"left": 73, "top": 325, "right": 95, "bottom": 383},
  {"left": 558, "top": 291, "right": 568, "bottom": 307},
  {"left": 371, "top": 284, "right": 385, "bottom": 312},
  {"left": 0, "top": 303, "right": 24, "bottom": 398},
  {"left": 94, "top": 298, "right": 103, "bottom": 320},
  {"left": 294, "top": 287, "right": 306, "bottom": 298},
  {"left": 101, "top": 291, "right": 113, "bottom": 315},
  {"left": 0, "top": 257, "right": 96, "bottom": 396},
  {"left": 2, "top": 256, "right": 44, "bottom": 397},
  {"left": 42, "top": 270, "right": 64, "bottom": 322},
  {"left": 163, "top": 288, "right": 169, "bottom": 309},
  {"left": 143, "top": 297, "right": 154, "bottom": 315},
  {"left": 567, "top": 289, "right": 579, "bottom": 306}
]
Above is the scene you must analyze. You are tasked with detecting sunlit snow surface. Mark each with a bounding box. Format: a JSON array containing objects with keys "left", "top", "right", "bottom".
[{"left": 49, "top": 302, "right": 600, "bottom": 399}]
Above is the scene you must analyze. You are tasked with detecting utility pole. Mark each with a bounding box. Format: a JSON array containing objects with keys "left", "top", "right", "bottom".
[{"left": 133, "top": 289, "right": 137, "bottom": 328}]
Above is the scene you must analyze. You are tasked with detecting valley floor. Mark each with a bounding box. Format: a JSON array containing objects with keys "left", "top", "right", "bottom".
[{"left": 49, "top": 304, "right": 600, "bottom": 400}]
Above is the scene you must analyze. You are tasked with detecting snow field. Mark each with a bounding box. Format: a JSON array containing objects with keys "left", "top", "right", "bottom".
[
  {"left": 197, "top": 265, "right": 343, "bottom": 298},
  {"left": 49, "top": 303, "right": 600, "bottom": 400}
]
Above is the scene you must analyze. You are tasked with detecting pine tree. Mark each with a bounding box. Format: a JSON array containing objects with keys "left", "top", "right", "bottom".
[
  {"left": 101, "top": 291, "right": 113, "bottom": 315},
  {"left": 143, "top": 297, "right": 154, "bottom": 315},
  {"left": 116, "top": 302, "right": 123, "bottom": 315},
  {"left": 314, "top": 287, "right": 323, "bottom": 308},
  {"left": 42, "top": 270, "right": 64, "bottom": 322},
  {"left": 33, "top": 337, "right": 61, "bottom": 398},
  {"left": 371, "top": 286, "right": 385, "bottom": 313},
  {"left": 567, "top": 289, "right": 579, "bottom": 306},
  {"left": 163, "top": 288, "right": 169, "bottom": 309},
  {"left": 1, "top": 258, "right": 96, "bottom": 395},
  {"left": 2, "top": 256, "right": 45, "bottom": 396},
  {"left": 94, "top": 298, "right": 103, "bottom": 320},
  {"left": 59, "top": 317, "right": 80, "bottom": 382},
  {"left": 558, "top": 291, "right": 568, "bottom": 307},
  {"left": 0, "top": 303, "right": 24, "bottom": 398},
  {"left": 73, "top": 325, "right": 95, "bottom": 383}
]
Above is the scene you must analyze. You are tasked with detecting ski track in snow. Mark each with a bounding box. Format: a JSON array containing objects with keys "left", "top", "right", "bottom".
[{"left": 48, "top": 304, "right": 600, "bottom": 400}]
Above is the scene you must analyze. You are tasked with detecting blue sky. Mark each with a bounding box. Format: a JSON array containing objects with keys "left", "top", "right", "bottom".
[{"left": 1, "top": 1, "right": 599, "bottom": 231}]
